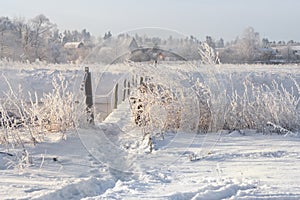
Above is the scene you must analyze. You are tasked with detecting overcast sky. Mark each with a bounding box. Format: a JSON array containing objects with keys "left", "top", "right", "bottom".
[{"left": 1, "top": 0, "right": 300, "bottom": 42}]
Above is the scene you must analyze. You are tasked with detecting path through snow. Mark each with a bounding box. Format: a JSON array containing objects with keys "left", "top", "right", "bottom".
[{"left": 1, "top": 101, "right": 300, "bottom": 199}]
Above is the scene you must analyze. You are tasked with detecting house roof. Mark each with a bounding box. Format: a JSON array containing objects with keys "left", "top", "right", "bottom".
[
  {"left": 291, "top": 46, "right": 300, "bottom": 51},
  {"left": 102, "top": 36, "right": 138, "bottom": 51},
  {"left": 64, "top": 42, "right": 84, "bottom": 49}
]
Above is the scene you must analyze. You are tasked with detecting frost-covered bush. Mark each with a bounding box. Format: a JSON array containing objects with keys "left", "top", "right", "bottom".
[
  {"left": 129, "top": 74, "right": 212, "bottom": 142},
  {"left": 205, "top": 71, "right": 300, "bottom": 133},
  {"left": 0, "top": 77, "right": 38, "bottom": 146},
  {"left": 0, "top": 73, "right": 84, "bottom": 168},
  {"left": 35, "top": 74, "right": 77, "bottom": 132},
  {"left": 127, "top": 62, "right": 300, "bottom": 136},
  {"left": 198, "top": 42, "right": 220, "bottom": 65},
  {"left": 221, "top": 79, "right": 300, "bottom": 132},
  {"left": 129, "top": 82, "right": 181, "bottom": 138}
]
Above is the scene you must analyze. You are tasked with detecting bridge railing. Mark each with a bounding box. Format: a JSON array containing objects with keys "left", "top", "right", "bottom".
[{"left": 83, "top": 67, "right": 143, "bottom": 123}]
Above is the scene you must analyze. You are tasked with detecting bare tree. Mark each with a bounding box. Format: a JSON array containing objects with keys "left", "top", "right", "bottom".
[
  {"left": 0, "top": 17, "right": 14, "bottom": 59},
  {"left": 236, "top": 27, "right": 261, "bottom": 63},
  {"left": 28, "top": 14, "right": 56, "bottom": 61}
]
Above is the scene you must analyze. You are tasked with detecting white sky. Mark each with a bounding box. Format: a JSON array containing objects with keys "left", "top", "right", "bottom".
[{"left": 1, "top": 0, "right": 300, "bottom": 42}]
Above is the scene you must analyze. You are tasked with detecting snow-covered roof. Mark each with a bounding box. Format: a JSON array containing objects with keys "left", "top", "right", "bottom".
[
  {"left": 64, "top": 42, "right": 84, "bottom": 49},
  {"left": 291, "top": 45, "right": 300, "bottom": 51}
]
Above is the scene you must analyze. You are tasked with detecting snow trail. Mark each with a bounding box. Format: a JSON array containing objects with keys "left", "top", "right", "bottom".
[{"left": 78, "top": 100, "right": 139, "bottom": 179}]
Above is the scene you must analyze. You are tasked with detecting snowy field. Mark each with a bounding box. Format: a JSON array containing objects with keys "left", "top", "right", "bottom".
[{"left": 0, "top": 62, "right": 300, "bottom": 199}]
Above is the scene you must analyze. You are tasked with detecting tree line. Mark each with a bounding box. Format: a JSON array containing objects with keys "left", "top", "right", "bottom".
[
  {"left": 132, "top": 27, "right": 300, "bottom": 64},
  {"left": 0, "top": 14, "right": 95, "bottom": 63},
  {"left": 1, "top": 14, "right": 300, "bottom": 64}
]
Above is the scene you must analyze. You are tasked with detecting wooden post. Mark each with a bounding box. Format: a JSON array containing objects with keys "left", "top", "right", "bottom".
[
  {"left": 127, "top": 81, "right": 130, "bottom": 96},
  {"left": 123, "top": 79, "right": 127, "bottom": 101},
  {"left": 132, "top": 75, "right": 135, "bottom": 87},
  {"left": 84, "top": 67, "right": 94, "bottom": 124},
  {"left": 135, "top": 74, "right": 138, "bottom": 86},
  {"left": 114, "top": 83, "right": 119, "bottom": 109},
  {"left": 140, "top": 77, "right": 144, "bottom": 85}
]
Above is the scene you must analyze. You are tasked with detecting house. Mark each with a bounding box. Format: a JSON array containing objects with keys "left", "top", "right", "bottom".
[
  {"left": 103, "top": 35, "right": 138, "bottom": 51},
  {"left": 129, "top": 47, "right": 187, "bottom": 62},
  {"left": 291, "top": 45, "right": 300, "bottom": 56},
  {"left": 121, "top": 37, "right": 138, "bottom": 51},
  {"left": 63, "top": 42, "right": 86, "bottom": 63},
  {"left": 64, "top": 42, "right": 84, "bottom": 49},
  {"left": 271, "top": 45, "right": 300, "bottom": 63}
]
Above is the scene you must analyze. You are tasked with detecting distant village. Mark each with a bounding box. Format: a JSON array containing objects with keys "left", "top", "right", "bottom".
[{"left": 1, "top": 15, "right": 300, "bottom": 64}]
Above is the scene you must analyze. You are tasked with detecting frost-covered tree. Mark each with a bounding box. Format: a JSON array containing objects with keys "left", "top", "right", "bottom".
[
  {"left": 104, "top": 31, "right": 112, "bottom": 40},
  {"left": 206, "top": 36, "right": 215, "bottom": 49},
  {"left": 14, "top": 14, "right": 69, "bottom": 63},
  {"left": 0, "top": 17, "right": 12, "bottom": 58},
  {"left": 27, "top": 14, "right": 56, "bottom": 61},
  {"left": 0, "top": 15, "right": 98, "bottom": 63},
  {"left": 47, "top": 29, "right": 67, "bottom": 63},
  {"left": 216, "top": 38, "right": 224, "bottom": 48},
  {"left": 262, "top": 38, "right": 270, "bottom": 48},
  {"left": 235, "top": 27, "right": 261, "bottom": 63},
  {"left": 0, "top": 17, "right": 22, "bottom": 60},
  {"left": 218, "top": 27, "right": 262, "bottom": 63}
]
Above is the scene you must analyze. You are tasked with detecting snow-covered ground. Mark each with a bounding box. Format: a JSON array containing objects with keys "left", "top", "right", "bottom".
[
  {"left": 1, "top": 100, "right": 300, "bottom": 199},
  {"left": 0, "top": 63, "right": 300, "bottom": 199}
]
